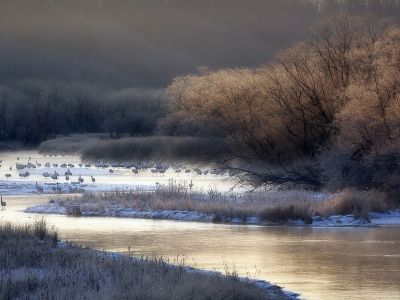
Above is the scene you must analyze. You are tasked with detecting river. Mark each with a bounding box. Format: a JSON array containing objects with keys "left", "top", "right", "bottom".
[{"left": 1, "top": 194, "right": 399, "bottom": 300}]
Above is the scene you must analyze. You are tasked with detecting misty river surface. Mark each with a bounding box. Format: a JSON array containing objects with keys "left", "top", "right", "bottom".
[{"left": 1, "top": 195, "right": 399, "bottom": 300}]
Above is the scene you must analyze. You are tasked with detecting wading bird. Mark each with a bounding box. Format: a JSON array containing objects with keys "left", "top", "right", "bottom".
[
  {"left": 51, "top": 172, "right": 58, "bottom": 182},
  {"left": 1, "top": 196, "right": 6, "bottom": 209},
  {"left": 78, "top": 175, "right": 84, "bottom": 184},
  {"left": 189, "top": 180, "right": 194, "bottom": 190},
  {"left": 91, "top": 176, "right": 95, "bottom": 185},
  {"left": 35, "top": 182, "right": 44, "bottom": 193}
]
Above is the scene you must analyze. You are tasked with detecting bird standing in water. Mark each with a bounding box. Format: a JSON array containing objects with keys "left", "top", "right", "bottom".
[{"left": 1, "top": 196, "right": 6, "bottom": 209}]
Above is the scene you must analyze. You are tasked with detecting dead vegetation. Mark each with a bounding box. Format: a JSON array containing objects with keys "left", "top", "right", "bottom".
[
  {"left": 0, "top": 219, "right": 289, "bottom": 300},
  {"left": 165, "top": 15, "right": 400, "bottom": 201},
  {"left": 54, "top": 181, "right": 391, "bottom": 223}
]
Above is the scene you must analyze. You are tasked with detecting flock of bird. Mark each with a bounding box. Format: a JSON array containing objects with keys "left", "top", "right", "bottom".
[
  {"left": 6, "top": 156, "right": 230, "bottom": 179},
  {"left": 0, "top": 153, "right": 234, "bottom": 198}
]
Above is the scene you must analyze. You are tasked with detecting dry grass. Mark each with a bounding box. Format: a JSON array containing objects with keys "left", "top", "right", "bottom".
[
  {"left": 54, "top": 181, "right": 391, "bottom": 223},
  {"left": 0, "top": 219, "right": 287, "bottom": 300},
  {"left": 314, "top": 188, "right": 389, "bottom": 220}
]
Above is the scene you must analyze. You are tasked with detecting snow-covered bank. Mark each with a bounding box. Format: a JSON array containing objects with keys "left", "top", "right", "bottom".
[
  {"left": 65, "top": 242, "right": 299, "bottom": 300},
  {"left": 24, "top": 202, "right": 400, "bottom": 227}
]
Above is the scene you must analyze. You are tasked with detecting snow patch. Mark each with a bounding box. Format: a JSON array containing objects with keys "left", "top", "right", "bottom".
[{"left": 24, "top": 201, "right": 400, "bottom": 227}]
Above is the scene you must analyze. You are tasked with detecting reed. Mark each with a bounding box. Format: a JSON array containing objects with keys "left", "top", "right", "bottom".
[
  {"left": 0, "top": 219, "right": 287, "bottom": 300},
  {"left": 314, "top": 188, "right": 389, "bottom": 219},
  {"left": 53, "top": 181, "right": 391, "bottom": 223}
]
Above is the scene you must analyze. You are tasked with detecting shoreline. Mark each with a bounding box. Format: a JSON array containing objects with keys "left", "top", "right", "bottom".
[
  {"left": 70, "top": 242, "right": 300, "bottom": 300},
  {"left": 0, "top": 219, "right": 300, "bottom": 300},
  {"left": 24, "top": 202, "right": 400, "bottom": 227}
]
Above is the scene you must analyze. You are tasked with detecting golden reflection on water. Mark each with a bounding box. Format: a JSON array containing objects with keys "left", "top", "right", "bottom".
[{"left": 1, "top": 194, "right": 400, "bottom": 300}]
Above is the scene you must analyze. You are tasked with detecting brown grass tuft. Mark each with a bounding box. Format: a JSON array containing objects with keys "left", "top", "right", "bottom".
[{"left": 316, "top": 188, "right": 388, "bottom": 219}]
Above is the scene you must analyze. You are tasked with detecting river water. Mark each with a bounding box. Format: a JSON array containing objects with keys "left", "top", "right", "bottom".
[
  {"left": 1, "top": 194, "right": 399, "bottom": 300},
  {"left": 1, "top": 151, "right": 400, "bottom": 299}
]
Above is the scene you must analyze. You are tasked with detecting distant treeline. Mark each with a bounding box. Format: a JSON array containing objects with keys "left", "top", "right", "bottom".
[{"left": 0, "top": 82, "right": 167, "bottom": 145}]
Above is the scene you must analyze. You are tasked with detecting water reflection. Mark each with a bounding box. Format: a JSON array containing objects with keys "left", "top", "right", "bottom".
[{"left": 1, "top": 194, "right": 399, "bottom": 300}]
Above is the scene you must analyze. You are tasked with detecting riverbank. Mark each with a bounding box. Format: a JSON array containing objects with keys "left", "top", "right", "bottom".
[
  {"left": 0, "top": 219, "right": 298, "bottom": 300},
  {"left": 24, "top": 201, "right": 400, "bottom": 227},
  {"left": 23, "top": 187, "right": 400, "bottom": 227}
]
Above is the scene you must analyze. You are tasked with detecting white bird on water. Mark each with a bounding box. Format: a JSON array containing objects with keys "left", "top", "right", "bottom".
[{"left": 1, "top": 196, "right": 6, "bottom": 209}]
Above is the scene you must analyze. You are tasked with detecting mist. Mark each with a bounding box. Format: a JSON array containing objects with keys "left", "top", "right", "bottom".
[{"left": 1, "top": 0, "right": 399, "bottom": 88}]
